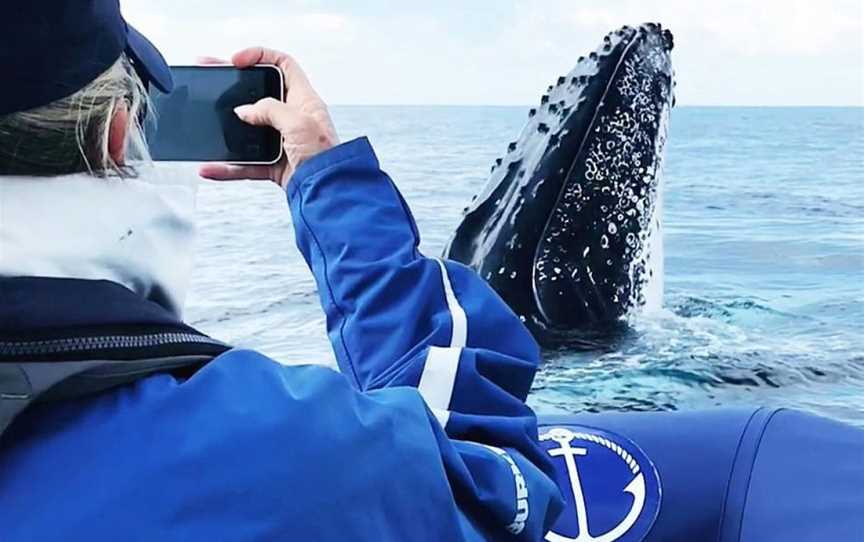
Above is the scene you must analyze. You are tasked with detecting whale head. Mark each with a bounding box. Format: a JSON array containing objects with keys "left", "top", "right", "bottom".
[{"left": 444, "top": 23, "right": 675, "bottom": 345}]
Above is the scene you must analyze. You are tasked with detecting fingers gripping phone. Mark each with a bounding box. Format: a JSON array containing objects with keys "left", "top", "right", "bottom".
[{"left": 145, "top": 65, "right": 284, "bottom": 163}]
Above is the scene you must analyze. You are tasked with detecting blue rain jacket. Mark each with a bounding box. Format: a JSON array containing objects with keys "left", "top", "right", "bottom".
[{"left": 0, "top": 138, "right": 564, "bottom": 541}]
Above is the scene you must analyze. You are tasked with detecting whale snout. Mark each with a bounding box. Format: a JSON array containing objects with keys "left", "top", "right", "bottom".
[{"left": 638, "top": 22, "right": 674, "bottom": 52}]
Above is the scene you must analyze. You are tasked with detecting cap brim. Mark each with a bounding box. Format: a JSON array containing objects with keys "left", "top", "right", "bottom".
[{"left": 125, "top": 24, "right": 173, "bottom": 92}]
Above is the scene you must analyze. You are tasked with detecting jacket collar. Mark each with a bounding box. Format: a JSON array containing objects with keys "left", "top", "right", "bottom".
[
  {"left": 0, "top": 276, "right": 183, "bottom": 337},
  {"left": 0, "top": 277, "right": 229, "bottom": 439}
]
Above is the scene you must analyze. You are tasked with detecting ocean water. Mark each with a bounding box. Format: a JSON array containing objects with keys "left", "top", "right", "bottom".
[{"left": 183, "top": 106, "right": 864, "bottom": 427}]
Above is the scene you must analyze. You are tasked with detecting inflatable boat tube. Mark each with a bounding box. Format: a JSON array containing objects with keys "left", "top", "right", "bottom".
[{"left": 537, "top": 407, "right": 864, "bottom": 542}]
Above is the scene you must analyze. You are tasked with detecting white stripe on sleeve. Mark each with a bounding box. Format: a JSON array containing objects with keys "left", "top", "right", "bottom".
[
  {"left": 418, "top": 346, "right": 460, "bottom": 417},
  {"left": 416, "top": 259, "right": 469, "bottom": 429},
  {"left": 434, "top": 258, "right": 467, "bottom": 348},
  {"left": 430, "top": 407, "right": 451, "bottom": 428}
]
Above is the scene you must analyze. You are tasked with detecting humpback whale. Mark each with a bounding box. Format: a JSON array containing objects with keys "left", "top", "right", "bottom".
[{"left": 444, "top": 23, "right": 675, "bottom": 346}]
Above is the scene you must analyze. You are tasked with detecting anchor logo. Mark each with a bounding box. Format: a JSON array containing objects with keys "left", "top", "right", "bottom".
[{"left": 540, "top": 427, "right": 661, "bottom": 542}]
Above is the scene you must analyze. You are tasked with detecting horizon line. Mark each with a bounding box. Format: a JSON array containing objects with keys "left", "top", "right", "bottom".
[{"left": 328, "top": 103, "right": 864, "bottom": 108}]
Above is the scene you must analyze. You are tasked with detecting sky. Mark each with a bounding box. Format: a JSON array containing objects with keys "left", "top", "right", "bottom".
[{"left": 123, "top": 0, "right": 864, "bottom": 106}]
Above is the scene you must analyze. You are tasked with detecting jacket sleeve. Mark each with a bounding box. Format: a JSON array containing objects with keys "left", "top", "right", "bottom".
[{"left": 287, "top": 137, "right": 564, "bottom": 540}]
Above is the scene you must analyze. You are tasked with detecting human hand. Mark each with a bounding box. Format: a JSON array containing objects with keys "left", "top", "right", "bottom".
[{"left": 197, "top": 47, "right": 339, "bottom": 189}]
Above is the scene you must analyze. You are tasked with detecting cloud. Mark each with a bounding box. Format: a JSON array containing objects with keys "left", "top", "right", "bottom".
[
  {"left": 121, "top": 0, "right": 863, "bottom": 106},
  {"left": 503, "top": 0, "right": 863, "bottom": 105}
]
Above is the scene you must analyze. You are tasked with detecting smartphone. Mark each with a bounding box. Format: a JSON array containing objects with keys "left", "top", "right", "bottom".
[{"left": 145, "top": 65, "right": 284, "bottom": 163}]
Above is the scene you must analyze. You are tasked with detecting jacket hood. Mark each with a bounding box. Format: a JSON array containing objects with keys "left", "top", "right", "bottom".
[{"left": 0, "top": 166, "right": 197, "bottom": 317}]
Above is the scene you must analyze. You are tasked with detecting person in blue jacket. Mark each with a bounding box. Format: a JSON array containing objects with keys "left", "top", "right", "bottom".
[{"left": 0, "top": 1, "right": 564, "bottom": 540}]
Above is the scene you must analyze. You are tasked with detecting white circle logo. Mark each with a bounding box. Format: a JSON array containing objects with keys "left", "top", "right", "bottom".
[{"left": 540, "top": 426, "right": 661, "bottom": 542}]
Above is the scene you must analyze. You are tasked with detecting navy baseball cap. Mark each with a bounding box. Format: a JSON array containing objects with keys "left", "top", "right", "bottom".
[{"left": 0, "top": 0, "right": 173, "bottom": 116}]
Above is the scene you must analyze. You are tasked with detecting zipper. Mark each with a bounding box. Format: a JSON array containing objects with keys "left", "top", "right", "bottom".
[{"left": 0, "top": 332, "right": 225, "bottom": 357}]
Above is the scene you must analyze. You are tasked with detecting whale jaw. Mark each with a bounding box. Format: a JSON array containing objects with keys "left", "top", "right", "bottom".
[{"left": 445, "top": 23, "right": 675, "bottom": 345}]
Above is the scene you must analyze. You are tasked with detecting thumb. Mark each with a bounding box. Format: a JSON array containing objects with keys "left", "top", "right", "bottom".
[{"left": 234, "top": 97, "right": 290, "bottom": 131}]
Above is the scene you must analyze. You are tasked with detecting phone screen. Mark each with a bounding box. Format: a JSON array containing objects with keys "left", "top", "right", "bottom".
[{"left": 145, "top": 66, "right": 283, "bottom": 163}]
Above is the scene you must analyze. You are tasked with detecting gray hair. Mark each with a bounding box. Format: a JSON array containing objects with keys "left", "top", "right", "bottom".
[{"left": 0, "top": 54, "right": 150, "bottom": 177}]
